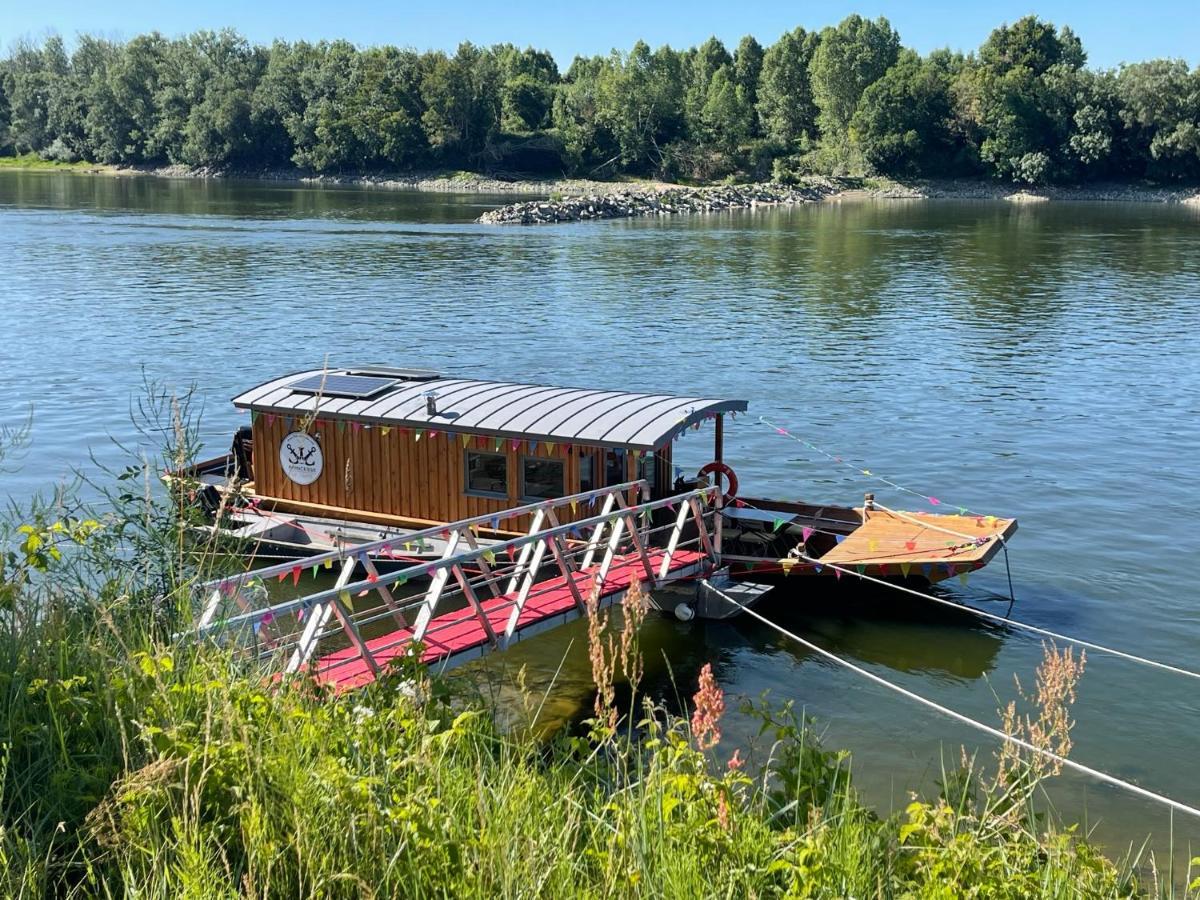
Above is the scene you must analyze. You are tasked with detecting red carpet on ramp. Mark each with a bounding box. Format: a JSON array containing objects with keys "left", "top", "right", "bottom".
[{"left": 310, "top": 549, "right": 705, "bottom": 693}]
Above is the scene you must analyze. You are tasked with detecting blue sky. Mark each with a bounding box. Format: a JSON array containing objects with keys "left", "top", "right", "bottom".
[{"left": 2, "top": 0, "right": 1196, "bottom": 69}]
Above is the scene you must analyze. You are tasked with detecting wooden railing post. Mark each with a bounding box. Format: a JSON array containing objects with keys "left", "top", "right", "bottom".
[
  {"left": 361, "top": 555, "right": 408, "bottom": 629},
  {"left": 690, "top": 495, "right": 717, "bottom": 563},
  {"left": 328, "top": 591, "right": 379, "bottom": 677}
]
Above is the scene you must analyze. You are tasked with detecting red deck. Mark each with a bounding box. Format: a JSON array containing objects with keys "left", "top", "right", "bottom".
[{"left": 309, "top": 549, "right": 707, "bottom": 693}]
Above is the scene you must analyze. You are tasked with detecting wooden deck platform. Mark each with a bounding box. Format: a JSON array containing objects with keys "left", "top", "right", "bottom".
[
  {"left": 308, "top": 549, "right": 708, "bottom": 693},
  {"left": 818, "top": 508, "right": 1017, "bottom": 577}
]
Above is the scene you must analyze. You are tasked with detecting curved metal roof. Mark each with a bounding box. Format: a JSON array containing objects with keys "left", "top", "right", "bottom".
[{"left": 232, "top": 368, "right": 748, "bottom": 451}]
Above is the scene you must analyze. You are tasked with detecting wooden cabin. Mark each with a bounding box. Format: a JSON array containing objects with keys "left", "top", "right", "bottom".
[{"left": 231, "top": 367, "right": 748, "bottom": 532}]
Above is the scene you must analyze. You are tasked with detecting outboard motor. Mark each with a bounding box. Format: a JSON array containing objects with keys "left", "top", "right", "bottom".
[{"left": 231, "top": 425, "right": 254, "bottom": 482}]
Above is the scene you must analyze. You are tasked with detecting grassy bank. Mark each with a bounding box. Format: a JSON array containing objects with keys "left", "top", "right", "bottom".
[
  {"left": 0, "top": 409, "right": 1191, "bottom": 897},
  {"left": 0, "top": 153, "right": 111, "bottom": 172}
]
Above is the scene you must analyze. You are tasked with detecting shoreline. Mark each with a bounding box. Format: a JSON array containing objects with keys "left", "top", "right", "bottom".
[{"left": 4, "top": 159, "right": 1199, "bottom": 212}]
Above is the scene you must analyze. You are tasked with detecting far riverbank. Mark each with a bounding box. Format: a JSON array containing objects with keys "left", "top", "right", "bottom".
[{"left": 3, "top": 156, "right": 1199, "bottom": 216}]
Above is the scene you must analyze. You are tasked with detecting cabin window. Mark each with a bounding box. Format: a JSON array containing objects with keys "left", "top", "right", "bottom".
[
  {"left": 638, "top": 452, "right": 657, "bottom": 492},
  {"left": 464, "top": 451, "right": 508, "bottom": 498},
  {"left": 521, "top": 456, "right": 564, "bottom": 501},
  {"left": 604, "top": 449, "right": 627, "bottom": 488},
  {"left": 579, "top": 454, "right": 595, "bottom": 494}
]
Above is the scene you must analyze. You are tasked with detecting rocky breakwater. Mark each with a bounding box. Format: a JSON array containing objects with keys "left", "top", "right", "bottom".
[{"left": 477, "top": 181, "right": 843, "bottom": 224}]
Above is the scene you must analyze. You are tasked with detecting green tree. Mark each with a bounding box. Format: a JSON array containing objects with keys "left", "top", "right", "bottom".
[
  {"left": 959, "top": 16, "right": 1090, "bottom": 183},
  {"left": 683, "top": 37, "right": 733, "bottom": 138},
  {"left": 852, "top": 49, "right": 969, "bottom": 176},
  {"left": 732, "top": 35, "right": 764, "bottom": 121},
  {"left": 497, "top": 46, "right": 558, "bottom": 132},
  {"left": 5, "top": 36, "right": 69, "bottom": 154},
  {"left": 809, "top": 15, "right": 900, "bottom": 169},
  {"left": 594, "top": 42, "right": 686, "bottom": 171},
  {"left": 420, "top": 43, "right": 502, "bottom": 162},
  {"left": 84, "top": 34, "right": 169, "bottom": 163},
  {"left": 0, "top": 74, "right": 11, "bottom": 153},
  {"left": 175, "top": 31, "right": 264, "bottom": 169},
  {"left": 1116, "top": 60, "right": 1200, "bottom": 180},
  {"left": 756, "top": 27, "right": 820, "bottom": 147},
  {"left": 552, "top": 55, "right": 609, "bottom": 173}
]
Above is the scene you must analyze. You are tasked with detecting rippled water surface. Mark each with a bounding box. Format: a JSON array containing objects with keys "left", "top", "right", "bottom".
[{"left": 3, "top": 170, "right": 1200, "bottom": 856}]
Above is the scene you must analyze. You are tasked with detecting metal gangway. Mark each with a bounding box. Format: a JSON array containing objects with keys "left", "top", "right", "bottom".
[{"left": 191, "top": 480, "right": 720, "bottom": 692}]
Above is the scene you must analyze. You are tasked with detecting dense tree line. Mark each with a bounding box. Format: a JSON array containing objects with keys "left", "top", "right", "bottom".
[{"left": 1, "top": 15, "right": 1198, "bottom": 184}]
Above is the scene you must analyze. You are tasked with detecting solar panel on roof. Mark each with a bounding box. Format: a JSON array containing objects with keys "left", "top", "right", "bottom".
[{"left": 288, "top": 374, "right": 399, "bottom": 399}]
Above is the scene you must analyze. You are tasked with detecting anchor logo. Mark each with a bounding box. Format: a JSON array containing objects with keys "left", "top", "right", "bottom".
[
  {"left": 279, "top": 432, "right": 323, "bottom": 485},
  {"left": 286, "top": 442, "right": 318, "bottom": 467}
]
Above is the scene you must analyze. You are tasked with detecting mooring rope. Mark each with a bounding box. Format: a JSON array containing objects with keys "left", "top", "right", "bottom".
[
  {"left": 792, "top": 553, "right": 1200, "bottom": 683},
  {"left": 706, "top": 584, "right": 1200, "bottom": 821}
]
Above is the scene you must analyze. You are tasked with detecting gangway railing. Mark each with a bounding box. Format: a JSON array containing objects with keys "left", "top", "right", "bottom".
[{"left": 190, "top": 482, "right": 719, "bottom": 679}]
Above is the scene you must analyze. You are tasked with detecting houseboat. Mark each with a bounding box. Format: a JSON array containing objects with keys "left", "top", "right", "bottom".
[{"left": 183, "top": 366, "right": 1016, "bottom": 589}]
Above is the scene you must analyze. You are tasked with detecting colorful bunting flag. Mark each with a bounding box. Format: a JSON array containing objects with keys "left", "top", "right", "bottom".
[
  {"left": 772, "top": 517, "right": 785, "bottom": 532},
  {"left": 900, "top": 562, "right": 912, "bottom": 578},
  {"left": 781, "top": 559, "right": 795, "bottom": 575},
  {"left": 834, "top": 534, "right": 845, "bottom": 544}
]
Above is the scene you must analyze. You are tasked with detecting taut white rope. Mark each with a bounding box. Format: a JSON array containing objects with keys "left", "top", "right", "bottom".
[
  {"left": 794, "top": 552, "right": 1200, "bottom": 683},
  {"left": 709, "top": 585, "right": 1200, "bottom": 820}
]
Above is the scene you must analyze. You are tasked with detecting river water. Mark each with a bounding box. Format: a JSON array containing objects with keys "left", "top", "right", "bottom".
[{"left": 3, "top": 170, "right": 1199, "bottom": 859}]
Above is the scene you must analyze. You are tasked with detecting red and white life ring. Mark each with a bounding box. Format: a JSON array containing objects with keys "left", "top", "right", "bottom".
[{"left": 697, "top": 461, "right": 738, "bottom": 505}]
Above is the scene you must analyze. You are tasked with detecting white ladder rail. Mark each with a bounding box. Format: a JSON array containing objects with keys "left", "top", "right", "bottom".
[
  {"left": 503, "top": 533, "right": 550, "bottom": 645},
  {"left": 506, "top": 509, "right": 545, "bottom": 594},
  {"left": 581, "top": 491, "right": 618, "bottom": 570},
  {"left": 286, "top": 555, "right": 357, "bottom": 673},
  {"left": 412, "top": 530, "right": 462, "bottom": 642},
  {"left": 593, "top": 513, "right": 627, "bottom": 590},
  {"left": 658, "top": 499, "right": 693, "bottom": 579}
]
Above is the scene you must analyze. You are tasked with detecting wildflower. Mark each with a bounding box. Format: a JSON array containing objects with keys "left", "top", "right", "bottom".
[
  {"left": 691, "top": 662, "right": 724, "bottom": 750},
  {"left": 716, "top": 792, "right": 730, "bottom": 831},
  {"left": 727, "top": 749, "right": 744, "bottom": 771}
]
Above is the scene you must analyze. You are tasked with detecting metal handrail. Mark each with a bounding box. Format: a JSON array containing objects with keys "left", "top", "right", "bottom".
[
  {"left": 197, "top": 479, "right": 651, "bottom": 593},
  {"left": 195, "top": 485, "right": 715, "bottom": 640}
]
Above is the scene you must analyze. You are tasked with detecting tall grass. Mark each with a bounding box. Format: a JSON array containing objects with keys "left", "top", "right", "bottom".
[{"left": 0, "top": 394, "right": 1194, "bottom": 897}]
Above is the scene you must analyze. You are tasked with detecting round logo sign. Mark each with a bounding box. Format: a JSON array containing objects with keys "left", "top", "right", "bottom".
[{"left": 279, "top": 432, "right": 323, "bottom": 485}]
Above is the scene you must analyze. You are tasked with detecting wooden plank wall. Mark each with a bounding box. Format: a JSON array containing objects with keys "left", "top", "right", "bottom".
[{"left": 251, "top": 417, "right": 671, "bottom": 530}]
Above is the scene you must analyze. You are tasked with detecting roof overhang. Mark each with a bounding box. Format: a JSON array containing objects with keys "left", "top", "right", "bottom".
[{"left": 232, "top": 368, "right": 749, "bottom": 451}]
